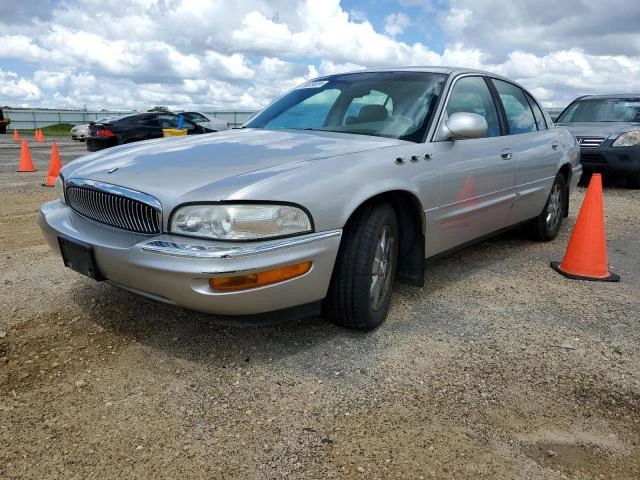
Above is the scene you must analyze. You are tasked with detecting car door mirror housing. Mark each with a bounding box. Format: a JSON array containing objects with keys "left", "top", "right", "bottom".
[{"left": 439, "top": 112, "right": 488, "bottom": 140}]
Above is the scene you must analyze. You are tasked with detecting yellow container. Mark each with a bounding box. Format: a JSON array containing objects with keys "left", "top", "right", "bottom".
[{"left": 162, "top": 128, "right": 187, "bottom": 137}]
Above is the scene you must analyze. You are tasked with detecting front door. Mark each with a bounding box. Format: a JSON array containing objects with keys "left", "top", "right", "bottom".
[{"left": 428, "top": 75, "right": 515, "bottom": 256}]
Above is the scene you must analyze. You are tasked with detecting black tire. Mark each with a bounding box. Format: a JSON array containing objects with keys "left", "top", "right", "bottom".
[
  {"left": 322, "top": 202, "right": 399, "bottom": 331},
  {"left": 0, "top": 125, "right": 6, "bottom": 134},
  {"left": 530, "top": 172, "right": 567, "bottom": 241}
]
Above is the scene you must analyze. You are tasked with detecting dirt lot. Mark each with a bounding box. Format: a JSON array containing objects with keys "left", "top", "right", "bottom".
[{"left": 0, "top": 135, "right": 639, "bottom": 479}]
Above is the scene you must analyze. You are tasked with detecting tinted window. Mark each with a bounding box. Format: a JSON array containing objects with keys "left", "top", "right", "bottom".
[
  {"left": 492, "top": 79, "right": 537, "bottom": 134},
  {"left": 444, "top": 76, "right": 500, "bottom": 138},
  {"left": 156, "top": 114, "right": 180, "bottom": 128},
  {"left": 525, "top": 92, "right": 547, "bottom": 130},
  {"left": 136, "top": 115, "right": 160, "bottom": 127}
]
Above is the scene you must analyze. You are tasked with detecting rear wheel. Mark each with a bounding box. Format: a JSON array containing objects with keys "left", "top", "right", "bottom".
[
  {"left": 322, "top": 202, "right": 398, "bottom": 331},
  {"left": 530, "top": 172, "right": 567, "bottom": 241}
]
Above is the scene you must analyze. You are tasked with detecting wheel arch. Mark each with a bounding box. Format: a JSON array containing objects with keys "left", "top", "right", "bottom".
[{"left": 342, "top": 190, "right": 426, "bottom": 287}]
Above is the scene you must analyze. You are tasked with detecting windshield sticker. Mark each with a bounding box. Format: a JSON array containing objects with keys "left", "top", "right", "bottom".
[
  {"left": 296, "top": 80, "right": 328, "bottom": 89},
  {"left": 624, "top": 102, "right": 640, "bottom": 107}
]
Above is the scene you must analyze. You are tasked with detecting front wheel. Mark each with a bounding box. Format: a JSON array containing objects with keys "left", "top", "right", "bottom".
[
  {"left": 322, "top": 202, "right": 398, "bottom": 331},
  {"left": 530, "top": 172, "right": 567, "bottom": 241}
]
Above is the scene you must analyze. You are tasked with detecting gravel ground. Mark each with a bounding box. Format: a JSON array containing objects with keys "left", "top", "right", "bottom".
[{"left": 0, "top": 135, "right": 639, "bottom": 479}]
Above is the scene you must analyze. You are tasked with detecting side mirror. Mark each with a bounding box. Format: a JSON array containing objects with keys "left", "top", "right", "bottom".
[{"left": 439, "top": 112, "right": 488, "bottom": 140}]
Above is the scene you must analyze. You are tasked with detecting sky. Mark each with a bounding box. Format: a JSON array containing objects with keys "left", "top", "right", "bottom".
[{"left": 0, "top": 0, "right": 639, "bottom": 111}]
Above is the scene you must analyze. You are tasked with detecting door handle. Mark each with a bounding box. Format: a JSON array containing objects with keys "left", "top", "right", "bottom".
[
  {"left": 501, "top": 149, "right": 512, "bottom": 160},
  {"left": 552, "top": 142, "right": 560, "bottom": 150}
]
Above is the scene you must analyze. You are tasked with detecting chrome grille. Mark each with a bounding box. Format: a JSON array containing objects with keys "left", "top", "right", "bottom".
[
  {"left": 576, "top": 136, "right": 605, "bottom": 149},
  {"left": 66, "top": 185, "right": 161, "bottom": 234}
]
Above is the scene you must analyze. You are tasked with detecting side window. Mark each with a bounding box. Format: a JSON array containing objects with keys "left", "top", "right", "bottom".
[
  {"left": 344, "top": 90, "right": 393, "bottom": 124},
  {"left": 444, "top": 76, "right": 500, "bottom": 138},
  {"left": 525, "top": 92, "right": 547, "bottom": 130},
  {"left": 137, "top": 115, "right": 159, "bottom": 127},
  {"left": 157, "top": 114, "right": 180, "bottom": 128},
  {"left": 492, "top": 79, "right": 537, "bottom": 134},
  {"left": 187, "top": 112, "right": 207, "bottom": 122},
  {"left": 265, "top": 89, "right": 341, "bottom": 129}
]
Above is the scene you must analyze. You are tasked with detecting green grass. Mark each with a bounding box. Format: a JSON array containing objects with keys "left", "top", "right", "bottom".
[{"left": 20, "top": 123, "right": 75, "bottom": 136}]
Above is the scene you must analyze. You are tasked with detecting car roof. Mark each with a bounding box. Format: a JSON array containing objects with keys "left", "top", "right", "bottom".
[
  {"left": 316, "top": 66, "right": 514, "bottom": 82},
  {"left": 115, "top": 111, "right": 176, "bottom": 120},
  {"left": 574, "top": 94, "right": 640, "bottom": 100}
]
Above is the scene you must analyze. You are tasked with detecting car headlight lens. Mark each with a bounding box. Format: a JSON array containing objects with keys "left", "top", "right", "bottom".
[
  {"left": 612, "top": 130, "right": 640, "bottom": 147},
  {"left": 170, "top": 204, "right": 312, "bottom": 240},
  {"left": 55, "top": 176, "right": 66, "bottom": 204}
]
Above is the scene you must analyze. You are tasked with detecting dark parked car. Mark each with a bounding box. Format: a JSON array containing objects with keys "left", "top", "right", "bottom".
[
  {"left": 556, "top": 94, "right": 640, "bottom": 187},
  {"left": 86, "top": 112, "right": 210, "bottom": 152},
  {"left": 0, "top": 108, "right": 9, "bottom": 134}
]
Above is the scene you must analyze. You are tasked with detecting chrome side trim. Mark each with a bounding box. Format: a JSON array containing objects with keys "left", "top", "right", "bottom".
[
  {"left": 65, "top": 178, "right": 162, "bottom": 210},
  {"left": 140, "top": 230, "right": 342, "bottom": 258}
]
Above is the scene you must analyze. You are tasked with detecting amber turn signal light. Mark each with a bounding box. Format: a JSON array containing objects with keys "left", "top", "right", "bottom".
[{"left": 210, "top": 262, "right": 312, "bottom": 291}]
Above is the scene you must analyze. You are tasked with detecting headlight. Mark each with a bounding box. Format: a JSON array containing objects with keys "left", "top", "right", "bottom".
[
  {"left": 55, "top": 176, "right": 65, "bottom": 204},
  {"left": 170, "top": 204, "right": 312, "bottom": 240},
  {"left": 612, "top": 130, "right": 640, "bottom": 147}
]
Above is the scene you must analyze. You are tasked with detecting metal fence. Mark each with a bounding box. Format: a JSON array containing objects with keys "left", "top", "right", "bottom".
[{"left": 3, "top": 109, "right": 256, "bottom": 130}]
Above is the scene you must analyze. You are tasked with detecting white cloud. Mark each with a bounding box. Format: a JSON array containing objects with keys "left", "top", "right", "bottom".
[
  {"left": 384, "top": 12, "right": 411, "bottom": 37},
  {"left": 0, "top": 70, "right": 41, "bottom": 105},
  {"left": 0, "top": 0, "right": 639, "bottom": 110}
]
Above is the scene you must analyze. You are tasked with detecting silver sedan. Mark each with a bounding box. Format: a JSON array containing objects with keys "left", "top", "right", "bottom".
[{"left": 40, "top": 67, "right": 580, "bottom": 330}]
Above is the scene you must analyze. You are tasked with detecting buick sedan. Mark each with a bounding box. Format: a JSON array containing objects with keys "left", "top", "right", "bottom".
[{"left": 39, "top": 67, "right": 581, "bottom": 330}]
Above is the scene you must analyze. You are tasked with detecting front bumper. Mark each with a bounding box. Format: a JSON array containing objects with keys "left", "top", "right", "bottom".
[
  {"left": 39, "top": 200, "right": 341, "bottom": 315},
  {"left": 579, "top": 142, "right": 640, "bottom": 175}
]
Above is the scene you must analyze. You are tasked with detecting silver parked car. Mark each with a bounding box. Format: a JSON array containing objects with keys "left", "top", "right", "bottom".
[{"left": 39, "top": 67, "right": 581, "bottom": 330}]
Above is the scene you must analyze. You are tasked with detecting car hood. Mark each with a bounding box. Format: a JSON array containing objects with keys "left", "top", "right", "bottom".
[
  {"left": 62, "top": 128, "right": 405, "bottom": 204},
  {"left": 556, "top": 121, "right": 640, "bottom": 138}
]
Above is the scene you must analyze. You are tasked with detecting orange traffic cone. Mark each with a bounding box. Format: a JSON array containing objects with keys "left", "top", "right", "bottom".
[
  {"left": 42, "top": 143, "right": 61, "bottom": 186},
  {"left": 36, "top": 129, "right": 44, "bottom": 142},
  {"left": 550, "top": 174, "right": 619, "bottom": 281},
  {"left": 18, "top": 139, "right": 36, "bottom": 172},
  {"left": 13, "top": 129, "right": 20, "bottom": 142},
  {"left": 40, "top": 129, "right": 46, "bottom": 142}
]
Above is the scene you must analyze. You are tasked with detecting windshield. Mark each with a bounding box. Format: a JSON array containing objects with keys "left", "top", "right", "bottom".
[
  {"left": 245, "top": 71, "right": 447, "bottom": 142},
  {"left": 557, "top": 98, "right": 640, "bottom": 123}
]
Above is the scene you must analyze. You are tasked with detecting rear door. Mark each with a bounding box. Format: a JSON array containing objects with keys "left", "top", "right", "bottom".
[
  {"left": 490, "top": 79, "right": 562, "bottom": 224},
  {"left": 429, "top": 75, "right": 515, "bottom": 255}
]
